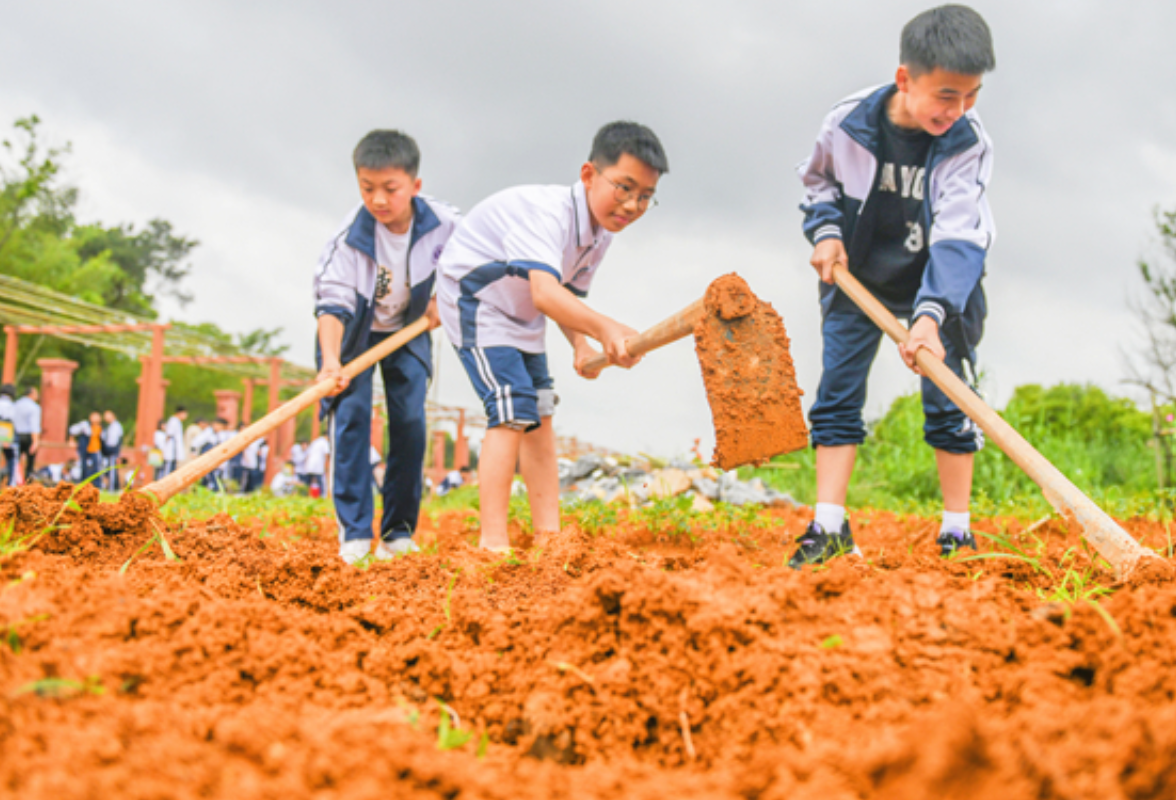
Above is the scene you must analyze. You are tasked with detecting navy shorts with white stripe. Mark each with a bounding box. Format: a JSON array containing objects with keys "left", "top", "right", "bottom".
[{"left": 456, "top": 346, "right": 553, "bottom": 432}]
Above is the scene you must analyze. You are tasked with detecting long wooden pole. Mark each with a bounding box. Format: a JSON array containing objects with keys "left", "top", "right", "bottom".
[
  {"left": 832, "top": 264, "right": 1154, "bottom": 576},
  {"left": 140, "top": 317, "right": 430, "bottom": 505}
]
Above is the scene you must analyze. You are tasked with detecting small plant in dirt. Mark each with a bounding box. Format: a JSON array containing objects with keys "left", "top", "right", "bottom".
[
  {"left": 17, "top": 675, "right": 106, "bottom": 699},
  {"left": 960, "top": 530, "right": 1116, "bottom": 605},
  {"left": 2, "top": 613, "right": 49, "bottom": 654},
  {"left": 702, "top": 502, "right": 776, "bottom": 548},
  {"left": 507, "top": 493, "right": 532, "bottom": 531},
  {"left": 563, "top": 499, "right": 618, "bottom": 535},
  {"left": 637, "top": 495, "right": 698, "bottom": 540},
  {"left": 436, "top": 702, "right": 474, "bottom": 751},
  {"left": 120, "top": 520, "right": 181, "bottom": 574}
]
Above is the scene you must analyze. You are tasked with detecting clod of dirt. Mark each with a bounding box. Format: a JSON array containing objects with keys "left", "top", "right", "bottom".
[
  {"left": 695, "top": 273, "right": 809, "bottom": 470},
  {"left": 1123, "top": 553, "right": 1176, "bottom": 586}
]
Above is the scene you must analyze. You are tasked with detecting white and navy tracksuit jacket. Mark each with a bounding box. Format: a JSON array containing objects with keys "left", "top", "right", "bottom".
[
  {"left": 798, "top": 84, "right": 995, "bottom": 453},
  {"left": 313, "top": 195, "right": 459, "bottom": 543}
]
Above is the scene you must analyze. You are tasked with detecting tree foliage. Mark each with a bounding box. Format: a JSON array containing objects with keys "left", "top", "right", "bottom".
[
  {"left": 1128, "top": 206, "right": 1176, "bottom": 403},
  {"left": 0, "top": 115, "right": 198, "bottom": 312},
  {"left": 0, "top": 115, "right": 293, "bottom": 436}
]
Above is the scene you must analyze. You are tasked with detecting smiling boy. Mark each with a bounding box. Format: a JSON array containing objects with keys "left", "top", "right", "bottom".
[
  {"left": 792, "top": 5, "right": 996, "bottom": 567},
  {"left": 314, "top": 129, "right": 459, "bottom": 564},
  {"left": 437, "top": 121, "right": 668, "bottom": 551}
]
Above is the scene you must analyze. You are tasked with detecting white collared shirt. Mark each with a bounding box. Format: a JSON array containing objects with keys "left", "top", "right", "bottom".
[
  {"left": 164, "top": 416, "right": 184, "bottom": 461},
  {"left": 290, "top": 443, "right": 307, "bottom": 472},
  {"left": 304, "top": 436, "right": 330, "bottom": 475},
  {"left": 437, "top": 180, "right": 611, "bottom": 353},
  {"left": 102, "top": 420, "right": 124, "bottom": 448},
  {"left": 13, "top": 397, "right": 41, "bottom": 435}
]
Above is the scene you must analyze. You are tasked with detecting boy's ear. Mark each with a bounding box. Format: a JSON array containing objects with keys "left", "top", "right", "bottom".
[
  {"left": 895, "top": 64, "right": 911, "bottom": 92},
  {"left": 411, "top": 176, "right": 422, "bottom": 197},
  {"left": 579, "top": 161, "right": 596, "bottom": 188}
]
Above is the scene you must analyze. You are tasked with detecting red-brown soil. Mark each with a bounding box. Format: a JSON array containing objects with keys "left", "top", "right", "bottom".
[
  {"left": 696, "top": 274, "right": 809, "bottom": 470},
  {"left": 2, "top": 483, "right": 1176, "bottom": 799}
]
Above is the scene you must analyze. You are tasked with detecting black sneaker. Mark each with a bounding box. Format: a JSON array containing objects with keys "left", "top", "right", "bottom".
[
  {"left": 788, "top": 520, "right": 860, "bottom": 569},
  {"left": 937, "top": 527, "right": 977, "bottom": 557}
]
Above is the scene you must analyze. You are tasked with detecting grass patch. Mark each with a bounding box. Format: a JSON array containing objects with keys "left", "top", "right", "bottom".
[
  {"left": 163, "top": 487, "right": 331, "bottom": 537},
  {"left": 743, "top": 383, "right": 1170, "bottom": 520}
]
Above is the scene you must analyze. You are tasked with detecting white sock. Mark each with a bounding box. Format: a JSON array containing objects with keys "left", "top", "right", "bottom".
[
  {"left": 941, "top": 510, "right": 970, "bottom": 533},
  {"left": 814, "top": 503, "right": 846, "bottom": 534}
]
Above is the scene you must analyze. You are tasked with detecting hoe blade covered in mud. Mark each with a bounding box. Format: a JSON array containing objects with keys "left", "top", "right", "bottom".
[{"left": 694, "top": 274, "right": 808, "bottom": 470}]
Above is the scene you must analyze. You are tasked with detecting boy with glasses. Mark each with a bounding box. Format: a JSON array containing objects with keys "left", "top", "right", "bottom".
[{"left": 437, "top": 121, "right": 668, "bottom": 551}]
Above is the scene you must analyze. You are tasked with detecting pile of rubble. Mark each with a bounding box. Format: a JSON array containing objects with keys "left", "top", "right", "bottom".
[{"left": 557, "top": 454, "right": 798, "bottom": 510}]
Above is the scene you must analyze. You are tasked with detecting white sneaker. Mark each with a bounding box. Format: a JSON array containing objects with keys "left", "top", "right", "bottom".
[
  {"left": 375, "top": 537, "right": 420, "bottom": 559},
  {"left": 340, "top": 539, "right": 374, "bottom": 565}
]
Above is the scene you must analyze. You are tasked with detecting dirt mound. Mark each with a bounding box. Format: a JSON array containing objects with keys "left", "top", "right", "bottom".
[{"left": 2, "top": 485, "right": 1176, "bottom": 798}]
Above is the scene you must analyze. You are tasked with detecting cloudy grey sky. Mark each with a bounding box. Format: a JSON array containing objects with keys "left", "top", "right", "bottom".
[{"left": 3, "top": 1, "right": 1175, "bottom": 457}]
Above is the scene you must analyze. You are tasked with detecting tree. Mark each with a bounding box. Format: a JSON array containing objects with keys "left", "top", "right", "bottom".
[
  {"left": 1128, "top": 206, "right": 1176, "bottom": 403},
  {"left": 74, "top": 219, "right": 198, "bottom": 314},
  {"left": 0, "top": 114, "right": 298, "bottom": 440},
  {"left": 0, "top": 116, "right": 125, "bottom": 304}
]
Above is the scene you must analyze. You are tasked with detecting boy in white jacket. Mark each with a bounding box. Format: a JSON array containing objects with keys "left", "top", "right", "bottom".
[{"left": 792, "top": 4, "right": 996, "bottom": 567}]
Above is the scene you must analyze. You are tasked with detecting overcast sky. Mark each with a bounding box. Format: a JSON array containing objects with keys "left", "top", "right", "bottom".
[{"left": 3, "top": 1, "right": 1175, "bottom": 458}]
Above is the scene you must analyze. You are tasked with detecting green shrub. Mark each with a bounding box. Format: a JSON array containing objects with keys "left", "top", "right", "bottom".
[{"left": 744, "top": 382, "right": 1162, "bottom": 517}]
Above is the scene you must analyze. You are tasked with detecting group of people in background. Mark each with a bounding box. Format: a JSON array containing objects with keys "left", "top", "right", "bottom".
[
  {"left": 0, "top": 383, "right": 42, "bottom": 488},
  {"left": 0, "top": 383, "right": 341, "bottom": 498},
  {"left": 67, "top": 409, "right": 125, "bottom": 489}
]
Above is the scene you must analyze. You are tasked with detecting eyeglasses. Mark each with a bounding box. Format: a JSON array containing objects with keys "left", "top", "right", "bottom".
[{"left": 596, "top": 168, "right": 658, "bottom": 210}]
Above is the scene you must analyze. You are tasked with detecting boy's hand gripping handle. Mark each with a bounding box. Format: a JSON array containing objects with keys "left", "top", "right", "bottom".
[
  {"left": 139, "top": 316, "right": 431, "bottom": 506},
  {"left": 579, "top": 298, "right": 706, "bottom": 376},
  {"left": 831, "top": 262, "right": 1155, "bottom": 577}
]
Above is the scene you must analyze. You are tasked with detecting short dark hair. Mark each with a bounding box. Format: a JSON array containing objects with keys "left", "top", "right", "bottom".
[
  {"left": 0, "top": 383, "right": 14, "bottom": 398},
  {"left": 353, "top": 130, "right": 421, "bottom": 177},
  {"left": 589, "top": 121, "right": 669, "bottom": 175},
  {"left": 901, "top": 5, "right": 995, "bottom": 77},
  {"left": 175, "top": 406, "right": 187, "bottom": 414}
]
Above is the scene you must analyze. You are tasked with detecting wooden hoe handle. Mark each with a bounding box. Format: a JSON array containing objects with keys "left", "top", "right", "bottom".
[
  {"left": 832, "top": 263, "right": 1152, "bottom": 575},
  {"left": 139, "top": 316, "right": 432, "bottom": 506},
  {"left": 579, "top": 298, "right": 707, "bottom": 376}
]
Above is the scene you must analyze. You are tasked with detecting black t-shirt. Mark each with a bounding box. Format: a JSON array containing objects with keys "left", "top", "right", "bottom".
[{"left": 854, "top": 104, "right": 934, "bottom": 311}]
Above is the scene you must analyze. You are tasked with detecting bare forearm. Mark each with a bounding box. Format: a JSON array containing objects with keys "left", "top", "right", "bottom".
[
  {"left": 317, "top": 315, "right": 345, "bottom": 368},
  {"left": 535, "top": 282, "right": 609, "bottom": 341},
  {"left": 532, "top": 271, "right": 640, "bottom": 370},
  {"left": 558, "top": 323, "right": 588, "bottom": 353}
]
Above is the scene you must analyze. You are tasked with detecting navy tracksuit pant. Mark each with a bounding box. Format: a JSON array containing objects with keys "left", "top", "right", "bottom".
[
  {"left": 325, "top": 331, "right": 428, "bottom": 543},
  {"left": 809, "top": 311, "right": 984, "bottom": 454}
]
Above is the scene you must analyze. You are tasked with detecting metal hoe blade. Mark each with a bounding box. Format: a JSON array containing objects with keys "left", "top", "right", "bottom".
[{"left": 695, "top": 274, "right": 808, "bottom": 470}]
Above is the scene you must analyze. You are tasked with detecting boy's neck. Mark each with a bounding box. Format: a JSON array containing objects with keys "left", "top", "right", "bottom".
[
  {"left": 885, "top": 91, "right": 924, "bottom": 133},
  {"left": 384, "top": 213, "right": 413, "bottom": 236}
]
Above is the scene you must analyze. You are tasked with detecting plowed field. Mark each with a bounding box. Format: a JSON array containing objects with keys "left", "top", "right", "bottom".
[{"left": 2, "top": 483, "right": 1175, "bottom": 799}]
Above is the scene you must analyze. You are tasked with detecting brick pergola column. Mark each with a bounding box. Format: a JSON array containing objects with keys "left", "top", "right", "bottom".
[
  {"left": 36, "top": 358, "right": 78, "bottom": 467},
  {"left": 264, "top": 358, "right": 281, "bottom": 483},
  {"left": 213, "top": 389, "right": 241, "bottom": 429},
  {"left": 430, "top": 428, "right": 447, "bottom": 487},
  {"left": 2, "top": 327, "right": 17, "bottom": 385},
  {"left": 241, "top": 378, "right": 255, "bottom": 425},
  {"left": 454, "top": 409, "right": 469, "bottom": 470}
]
